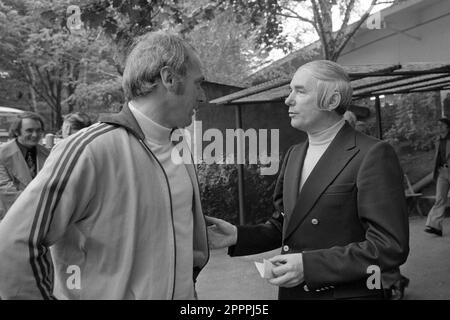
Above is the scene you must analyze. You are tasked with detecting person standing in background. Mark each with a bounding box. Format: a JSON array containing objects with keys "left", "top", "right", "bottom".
[{"left": 425, "top": 117, "right": 450, "bottom": 237}]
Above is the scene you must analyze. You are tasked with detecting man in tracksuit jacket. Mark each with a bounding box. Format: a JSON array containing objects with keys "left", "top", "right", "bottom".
[{"left": 0, "top": 31, "right": 209, "bottom": 299}]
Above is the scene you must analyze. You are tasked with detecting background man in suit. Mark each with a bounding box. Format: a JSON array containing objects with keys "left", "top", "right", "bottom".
[
  {"left": 424, "top": 117, "right": 450, "bottom": 237},
  {"left": 0, "top": 112, "right": 48, "bottom": 220},
  {"left": 207, "top": 60, "right": 409, "bottom": 300}
]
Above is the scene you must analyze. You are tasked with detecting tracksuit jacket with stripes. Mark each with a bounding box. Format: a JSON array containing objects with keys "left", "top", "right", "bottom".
[{"left": 0, "top": 105, "right": 209, "bottom": 299}]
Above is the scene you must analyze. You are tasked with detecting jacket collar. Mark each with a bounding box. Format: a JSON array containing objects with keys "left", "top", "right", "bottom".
[{"left": 99, "top": 102, "right": 146, "bottom": 141}]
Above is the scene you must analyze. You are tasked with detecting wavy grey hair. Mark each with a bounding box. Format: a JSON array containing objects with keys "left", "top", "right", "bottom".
[
  {"left": 122, "top": 30, "right": 195, "bottom": 100},
  {"left": 63, "top": 112, "right": 92, "bottom": 131},
  {"left": 299, "top": 60, "right": 353, "bottom": 115}
]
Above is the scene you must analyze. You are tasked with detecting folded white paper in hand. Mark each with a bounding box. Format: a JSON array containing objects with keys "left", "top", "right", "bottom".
[{"left": 254, "top": 259, "right": 275, "bottom": 279}]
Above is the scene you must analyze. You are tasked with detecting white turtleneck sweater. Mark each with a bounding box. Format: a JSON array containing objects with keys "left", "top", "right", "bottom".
[
  {"left": 129, "top": 102, "right": 195, "bottom": 300},
  {"left": 299, "top": 119, "right": 346, "bottom": 192}
]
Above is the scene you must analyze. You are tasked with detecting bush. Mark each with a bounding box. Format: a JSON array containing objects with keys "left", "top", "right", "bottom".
[
  {"left": 197, "top": 161, "right": 278, "bottom": 225},
  {"left": 197, "top": 163, "right": 239, "bottom": 223},
  {"left": 358, "top": 92, "right": 440, "bottom": 151},
  {"left": 383, "top": 92, "right": 440, "bottom": 151}
]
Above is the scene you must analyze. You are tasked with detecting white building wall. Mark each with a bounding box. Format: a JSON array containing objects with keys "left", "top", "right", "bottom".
[{"left": 338, "top": 0, "right": 450, "bottom": 65}]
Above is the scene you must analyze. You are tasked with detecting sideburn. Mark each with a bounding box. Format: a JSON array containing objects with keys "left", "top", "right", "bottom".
[{"left": 173, "top": 77, "right": 186, "bottom": 95}]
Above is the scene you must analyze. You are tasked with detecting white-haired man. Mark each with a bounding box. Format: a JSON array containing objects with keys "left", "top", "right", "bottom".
[
  {"left": 207, "top": 60, "right": 409, "bottom": 300},
  {"left": 0, "top": 31, "right": 208, "bottom": 299}
]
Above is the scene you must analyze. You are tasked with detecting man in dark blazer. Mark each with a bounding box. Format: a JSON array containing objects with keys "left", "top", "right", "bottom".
[
  {"left": 206, "top": 60, "right": 409, "bottom": 300},
  {"left": 0, "top": 112, "right": 49, "bottom": 219}
]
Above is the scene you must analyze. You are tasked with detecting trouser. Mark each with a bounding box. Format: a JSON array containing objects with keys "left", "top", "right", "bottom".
[{"left": 426, "top": 166, "right": 450, "bottom": 231}]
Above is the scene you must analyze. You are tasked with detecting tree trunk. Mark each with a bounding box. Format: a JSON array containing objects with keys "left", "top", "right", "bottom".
[
  {"left": 55, "top": 78, "right": 63, "bottom": 130},
  {"left": 55, "top": 101, "right": 62, "bottom": 129},
  {"left": 27, "top": 64, "right": 38, "bottom": 112}
]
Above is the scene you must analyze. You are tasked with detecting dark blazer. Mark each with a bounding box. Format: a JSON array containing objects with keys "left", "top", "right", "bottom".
[
  {"left": 0, "top": 139, "right": 49, "bottom": 218},
  {"left": 230, "top": 123, "right": 409, "bottom": 300}
]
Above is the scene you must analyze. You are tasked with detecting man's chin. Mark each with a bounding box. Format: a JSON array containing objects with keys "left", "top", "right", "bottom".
[
  {"left": 184, "top": 117, "right": 194, "bottom": 128},
  {"left": 175, "top": 120, "right": 192, "bottom": 129},
  {"left": 290, "top": 119, "right": 304, "bottom": 131}
]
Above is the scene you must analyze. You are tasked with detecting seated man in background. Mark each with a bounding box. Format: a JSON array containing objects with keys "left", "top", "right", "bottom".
[{"left": 0, "top": 112, "right": 49, "bottom": 220}]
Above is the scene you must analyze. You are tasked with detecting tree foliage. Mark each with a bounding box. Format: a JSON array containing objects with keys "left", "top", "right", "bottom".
[
  {"left": 357, "top": 92, "right": 441, "bottom": 152},
  {"left": 71, "top": 0, "right": 218, "bottom": 74},
  {"left": 384, "top": 92, "right": 441, "bottom": 151},
  {"left": 0, "top": 0, "right": 122, "bottom": 128},
  {"left": 197, "top": 162, "right": 278, "bottom": 225},
  {"left": 0, "top": 0, "right": 226, "bottom": 129},
  {"left": 187, "top": 6, "right": 268, "bottom": 85},
  {"left": 1, "top": 0, "right": 264, "bottom": 128}
]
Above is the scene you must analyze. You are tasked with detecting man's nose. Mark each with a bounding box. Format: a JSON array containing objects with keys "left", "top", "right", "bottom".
[{"left": 285, "top": 94, "right": 293, "bottom": 106}]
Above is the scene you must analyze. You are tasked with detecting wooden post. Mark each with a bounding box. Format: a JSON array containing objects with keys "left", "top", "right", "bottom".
[
  {"left": 235, "top": 104, "right": 246, "bottom": 225},
  {"left": 375, "top": 96, "right": 383, "bottom": 140}
]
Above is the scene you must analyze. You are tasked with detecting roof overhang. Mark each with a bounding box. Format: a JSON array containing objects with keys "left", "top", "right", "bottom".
[{"left": 210, "top": 62, "right": 450, "bottom": 105}]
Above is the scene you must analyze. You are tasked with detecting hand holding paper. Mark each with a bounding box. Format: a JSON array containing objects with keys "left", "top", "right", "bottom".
[
  {"left": 268, "top": 253, "right": 304, "bottom": 288},
  {"left": 254, "top": 259, "right": 276, "bottom": 279}
]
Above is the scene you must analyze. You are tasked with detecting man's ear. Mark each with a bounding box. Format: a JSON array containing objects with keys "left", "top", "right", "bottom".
[
  {"left": 326, "top": 91, "right": 341, "bottom": 111},
  {"left": 14, "top": 128, "right": 21, "bottom": 138},
  {"left": 160, "top": 66, "right": 176, "bottom": 91}
]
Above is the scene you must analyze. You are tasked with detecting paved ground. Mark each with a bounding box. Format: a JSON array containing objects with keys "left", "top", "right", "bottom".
[{"left": 196, "top": 216, "right": 450, "bottom": 300}]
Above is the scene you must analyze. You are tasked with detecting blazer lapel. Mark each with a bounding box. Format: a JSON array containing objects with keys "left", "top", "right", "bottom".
[
  {"left": 282, "top": 142, "right": 308, "bottom": 233},
  {"left": 8, "top": 145, "right": 32, "bottom": 186},
  {"left": 284, "top": 123, "right": 360, "bottom": 240}
]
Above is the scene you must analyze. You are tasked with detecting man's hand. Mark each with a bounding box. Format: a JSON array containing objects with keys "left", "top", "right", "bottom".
[
  {"left": 268, "top": 253, "right": 304, "bottom": 288},
  {"left": 204, "top": 216, "right": 238, "bottom": 249}
]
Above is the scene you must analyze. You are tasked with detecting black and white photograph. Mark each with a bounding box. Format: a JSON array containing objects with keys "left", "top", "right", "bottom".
[{"left": 0, "top": 0, "right": 449, "bottom": 309}]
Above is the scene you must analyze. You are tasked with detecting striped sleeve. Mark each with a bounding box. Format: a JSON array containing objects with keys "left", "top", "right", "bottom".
[{"left": 0, "top": 123, "right": 114, "bottom": 299}]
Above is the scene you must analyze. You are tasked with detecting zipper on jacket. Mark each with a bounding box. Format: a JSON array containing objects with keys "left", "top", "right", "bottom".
[
  {"left": 138, "top": 139, "right": 177, "bottom": 300},
  {"left": 189, "top": 153, "right": 210, "bottom": 268}
]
